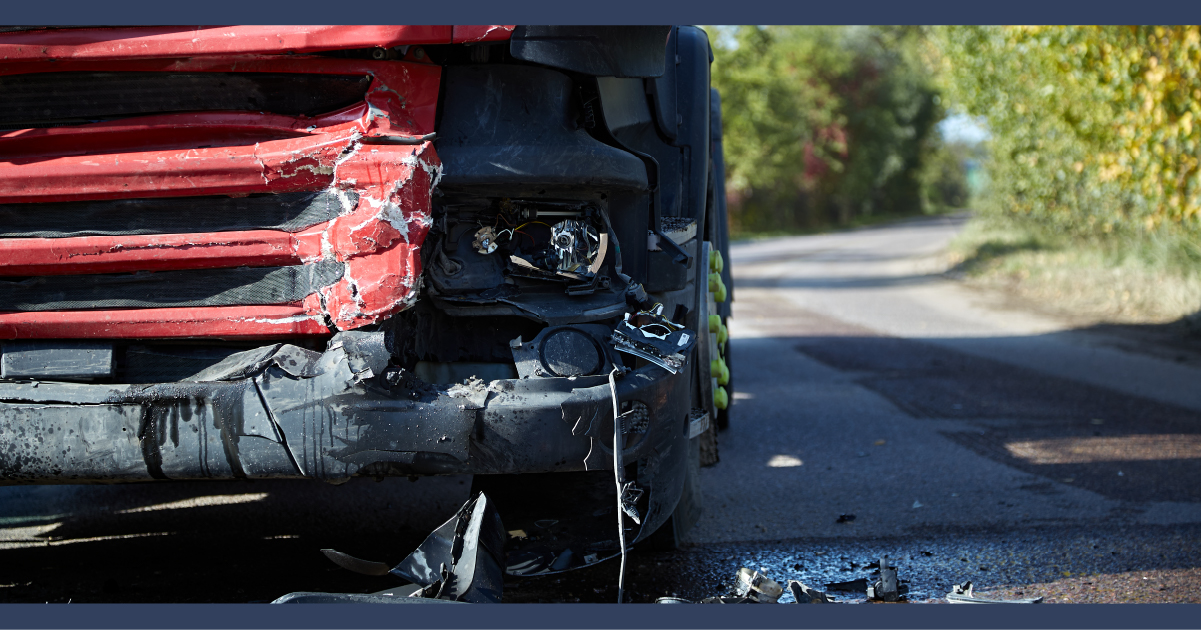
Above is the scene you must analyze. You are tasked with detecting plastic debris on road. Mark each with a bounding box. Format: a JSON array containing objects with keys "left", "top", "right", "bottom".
[
  {"left": 946, "top": 581, "right": 1044, "bottom": 604},
  {"left": 272, "top": 492, "right": 506, "bottom": 604},
  {"left": 866, "top": 556, "right": 907, "bottom": 602},
  {"left": 787, "top": 581, "right": 834, "bottom": 603}
]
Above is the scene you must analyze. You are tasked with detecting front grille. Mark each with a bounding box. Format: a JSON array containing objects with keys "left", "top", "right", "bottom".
[
  {"left": 121, "top": 344, "right": 258, "bottom": 383},
  {"left": 0, "top": 55, "right": 435, "bottom": 341},
  {"left": 1, "top": 262, "right": 344, "bottom": 311},
  {"left": 0, "top": 71, "right": 372, "bottom": 128},
  {"left": 0, "top": 191, "right": 355, "bottom": 238}
]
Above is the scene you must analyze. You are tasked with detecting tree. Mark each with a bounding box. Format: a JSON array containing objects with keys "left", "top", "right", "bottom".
[
  {"left": 936, "top": 26, "right": 1201, "bottom": 236},
  {"left": 708, "top": 26, "right": 957, "bottom": 233}
]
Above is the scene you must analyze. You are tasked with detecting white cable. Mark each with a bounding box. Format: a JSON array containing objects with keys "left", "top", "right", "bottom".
[{"left": 608, "top": 366, "right": 625, "bottom": 604}]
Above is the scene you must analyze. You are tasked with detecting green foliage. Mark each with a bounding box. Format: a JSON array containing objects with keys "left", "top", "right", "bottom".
[
  {"left": 919, "top": 140, "right": 979, "bottom": 212},
  {"left": 708, "top": 26, "right": 961, "bottom": 234},
  {"left": 935, "top": 26, "right": 1201, "bottom": 237}
]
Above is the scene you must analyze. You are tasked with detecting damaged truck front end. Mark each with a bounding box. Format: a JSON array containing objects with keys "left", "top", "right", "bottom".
[{"left": 0, "top": 25, "right": 732, "bottom": 572}]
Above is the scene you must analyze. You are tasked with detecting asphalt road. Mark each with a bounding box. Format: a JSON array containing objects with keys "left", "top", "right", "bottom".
[{"left": 3, "top": 214, "right": 1201, "bottom": 604}]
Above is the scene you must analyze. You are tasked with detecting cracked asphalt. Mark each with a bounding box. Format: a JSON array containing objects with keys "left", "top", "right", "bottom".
[{"left": 3, "top": 214, "right": 1200, "bottom": 604}]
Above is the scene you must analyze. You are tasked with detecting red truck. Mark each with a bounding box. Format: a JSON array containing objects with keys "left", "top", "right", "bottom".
[{"left": 0, "top": 25, "right": 732, "bottom": 573}]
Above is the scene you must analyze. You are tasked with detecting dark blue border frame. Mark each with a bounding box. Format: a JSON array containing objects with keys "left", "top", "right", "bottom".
[
  {"left": 2, "top": 603, "right": 1201, "bottom": 629},
  {"left": 4, "top": 0, "right": 1200, "bottom": 25},
  {"left": 3, "top": 6, "right": 1201, "bottom": 629}
]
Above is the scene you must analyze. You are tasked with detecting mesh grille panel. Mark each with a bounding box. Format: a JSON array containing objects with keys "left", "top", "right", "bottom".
[
  {"left": 122, "top": 345, "right": 252, "bottom": 383},
  {"left": 2, "top": 262, "right": 344, "bottom": 311},
  {"left": 0, "top": 191, "right": 354, "bottom": 238}
]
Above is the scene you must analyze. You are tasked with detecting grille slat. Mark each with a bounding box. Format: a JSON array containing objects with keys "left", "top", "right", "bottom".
[
  {"left": 0, "top": 191, "right": 354, "bottom": 238},
  {"left": 2, "top": 262, "right": 344, "bottom": 311},
  {"left": 0, "top": 71, "right": 372, "bottom": 127}
]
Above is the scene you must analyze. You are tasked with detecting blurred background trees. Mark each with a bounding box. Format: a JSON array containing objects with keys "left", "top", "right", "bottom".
[
  {"left": 707, "top": 25, "right": 967, "bottom": 235},
  {"left": 709, "top": 25, "right": 1201, "bottom": 324},
  {"left": 936, "top": 26, "right": 1201, "bottom": 242}
]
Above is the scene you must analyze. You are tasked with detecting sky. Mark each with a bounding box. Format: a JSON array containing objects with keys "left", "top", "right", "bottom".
[{"left": 937, "top": 112, "right": 990, "bottom": 145}]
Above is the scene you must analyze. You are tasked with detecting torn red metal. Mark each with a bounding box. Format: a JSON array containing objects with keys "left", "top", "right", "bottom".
[
  {"left": 0, "top": 52, "right": 442, "bottom": 339},
  {"left": 0, "top": 303, "right": 331, "bottom": 340},
  {"left": 450, "top": 25, "right": 516, "bottom": 43},
  {"left": 0, "top": 230, "right": 314, "bottom": 276}
]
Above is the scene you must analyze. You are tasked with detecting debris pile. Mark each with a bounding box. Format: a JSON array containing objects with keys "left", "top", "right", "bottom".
[{"left": 658, "top": 568, "right": 837, "bottom": 604}]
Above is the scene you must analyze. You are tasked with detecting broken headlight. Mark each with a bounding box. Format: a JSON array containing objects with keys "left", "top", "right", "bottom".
[
  {"left": 609, "top": 304, "right": 696, "bottom": 374},
  {"left": 549, "top": 219, "right": 600, "bottom": 273}
]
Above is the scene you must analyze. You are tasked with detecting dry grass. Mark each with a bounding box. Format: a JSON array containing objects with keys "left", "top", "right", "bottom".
[{"left": 947, "top": 216, "right": 1201, "bottom": 327}]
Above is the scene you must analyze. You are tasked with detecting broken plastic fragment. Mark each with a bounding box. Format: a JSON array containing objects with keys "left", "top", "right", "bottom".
[
  {"left": 278, "top": 492, "right": 505, "bottom": 604},
  {"left": 787, "top": 581, "right": 833, "bottom": 604},
  {"left": 734, "top": 567, "right": 783, "bottom": 603},
  {"left": 946, "top": 581, "right": 1044, "bottom": 604},
  {"left": 609, "top": 305, "right": 695, "bottom": 374},
  {"left": 391, "top": 492, "right": 506, "bottom": 603}
]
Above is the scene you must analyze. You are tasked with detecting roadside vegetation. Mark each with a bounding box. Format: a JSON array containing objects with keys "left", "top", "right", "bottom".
[
  {"left": 709, "top": 25, "right": 1201, "bottom": 326},
  {"left": 937, "top": 26, "right": 1201, "bottom": 326},
  {"left": 948, "top": 214, "right": 1201, "bottom": 325}
]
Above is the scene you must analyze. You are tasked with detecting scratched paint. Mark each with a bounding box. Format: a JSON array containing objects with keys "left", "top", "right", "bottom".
[{"left": 0, "top": 48, "right": 444, "bottom": 339}]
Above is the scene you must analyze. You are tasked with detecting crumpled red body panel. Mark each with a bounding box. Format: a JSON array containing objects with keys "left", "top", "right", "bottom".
[{"left": 0, "top": 51, "right": 442, "bottom": 340}]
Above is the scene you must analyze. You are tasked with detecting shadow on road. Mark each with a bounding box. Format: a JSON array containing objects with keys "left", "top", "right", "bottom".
[
  {"left": 792, "top": 332, "right": 1201, "bottom": 504},
  {"left": 0, "top": 476, "right": 471, "bottom": 602}
]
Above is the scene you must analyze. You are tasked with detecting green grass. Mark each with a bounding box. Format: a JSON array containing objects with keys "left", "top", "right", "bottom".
[{"left": 948, "top": 214, "right": 1201, "bottom": 325}]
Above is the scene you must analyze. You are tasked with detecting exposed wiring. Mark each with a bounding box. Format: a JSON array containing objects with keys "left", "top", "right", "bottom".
[
  {"left": 608, "top": 366, "right": 626, "bottom": 604},
  {"left": 515, "top": 220, "right": 552, "bottom": 231}
]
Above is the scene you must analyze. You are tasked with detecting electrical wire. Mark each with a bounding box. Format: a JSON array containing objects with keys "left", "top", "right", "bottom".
[{"left": 609, "top": 366, "right": 626, "bottom": 604}]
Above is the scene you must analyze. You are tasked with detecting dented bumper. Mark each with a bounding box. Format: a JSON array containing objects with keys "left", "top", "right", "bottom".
[{"left": 0, "top": 332, "right": 690, "bottom": 484}]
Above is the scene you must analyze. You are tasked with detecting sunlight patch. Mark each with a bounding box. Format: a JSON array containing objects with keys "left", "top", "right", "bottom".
[
  {"left": 1005, "top": 435, "right": 1201, "bottom": 465},
  {"left": 117, "top": 492, "right": 269, "bottom": 514},
  {"left": 767, "top": 454, "right": 803, "bottom": 468}
]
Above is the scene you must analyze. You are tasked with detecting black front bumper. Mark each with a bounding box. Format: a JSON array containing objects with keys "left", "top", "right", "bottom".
[{"left": 0, "top": 331, "right": 691, "bottom": 486}]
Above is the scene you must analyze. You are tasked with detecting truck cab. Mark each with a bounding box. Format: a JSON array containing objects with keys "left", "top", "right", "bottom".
[{"left": 0, "top": 25, "right": 733, "bottom": 573}]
